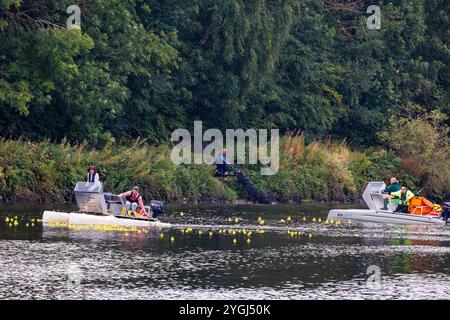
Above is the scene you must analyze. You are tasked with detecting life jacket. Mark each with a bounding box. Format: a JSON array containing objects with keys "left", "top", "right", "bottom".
[
  {"left": 126, "top": 192, "right": 141, "bottom": 204},
  {"left": 391, "top": 189, "right": 414, "bottom": 206},
  {"left": 88, "top": 172, "right": 97, "bottom": 183}
]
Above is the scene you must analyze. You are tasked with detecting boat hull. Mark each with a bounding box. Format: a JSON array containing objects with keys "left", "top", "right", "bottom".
[
  {"left": 327, "top": 209, "right": 445, "bottom": 225},
  {"left": 43, "top": 211, "right": 171, "bottom": 228}
]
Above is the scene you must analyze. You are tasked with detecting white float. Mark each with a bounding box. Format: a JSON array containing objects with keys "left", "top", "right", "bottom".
[
  {"left": 43, "top": 211, "right": 170, "bottom": 228},
  {"left": 42, "top": 211, "right": 70, "bottom": 224}
]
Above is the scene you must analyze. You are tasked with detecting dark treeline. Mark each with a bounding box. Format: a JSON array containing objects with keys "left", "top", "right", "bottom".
[{"left": 0, "top": 0, "right": 448, "bottom": 146}]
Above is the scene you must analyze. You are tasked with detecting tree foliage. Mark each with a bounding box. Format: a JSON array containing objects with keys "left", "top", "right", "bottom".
[{"left": 0, "top": 0, "right": 448, "bottom": 147}]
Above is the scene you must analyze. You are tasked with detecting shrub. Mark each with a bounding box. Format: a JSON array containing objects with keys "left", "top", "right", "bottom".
[{"left": 379, "top": 105, "right": 450, "bottom": 198}]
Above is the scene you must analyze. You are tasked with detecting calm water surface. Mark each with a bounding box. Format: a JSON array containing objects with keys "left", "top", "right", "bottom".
[{"left": 0, "top": 203, "right": 449, "bottom": 300}]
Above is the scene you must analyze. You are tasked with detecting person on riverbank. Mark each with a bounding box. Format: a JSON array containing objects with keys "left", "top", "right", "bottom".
[
  {"left": 118, "top": 186, "right": 148, "bottom": 217},
  {"left": 216, "top": 148, "right": 231, "bottom": 176},
  {"left": 384, "top": 186, "right": 415, "bottom": 213},
  {"left": 382, "top": 177, "right": 401, "bottom": 209},
  {"left": 87, "top": 166, "right": 100, "bottom": 184}
]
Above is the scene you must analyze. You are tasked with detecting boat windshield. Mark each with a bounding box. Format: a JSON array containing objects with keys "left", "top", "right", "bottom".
[{"left": 362, "top": 182, "right": 386, "bottom": 210}]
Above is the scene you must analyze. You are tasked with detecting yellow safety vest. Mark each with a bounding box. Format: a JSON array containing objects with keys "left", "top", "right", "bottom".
[{"left": 390, "top": 190, "right": 415, "bottom": 206}]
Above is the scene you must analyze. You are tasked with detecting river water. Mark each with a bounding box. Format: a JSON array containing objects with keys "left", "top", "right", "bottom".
[{"left": 0, "top": 203, "right": 449, "bottom": 300}]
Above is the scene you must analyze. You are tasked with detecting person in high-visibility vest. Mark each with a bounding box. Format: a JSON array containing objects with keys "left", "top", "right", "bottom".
[{"left": 384, "top": 186, "right": 415, "bottom": 213}]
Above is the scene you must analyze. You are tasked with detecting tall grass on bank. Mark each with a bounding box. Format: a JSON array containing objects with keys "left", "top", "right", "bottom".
[
  {"left": 246, "top": 131, "right": 405, "bottom": 202},
  {"left": 0, "top": 130, "right": 444, "bottom": 203},
  {"left": 0, "top": 139, "right": 237, "bottom": 202}
]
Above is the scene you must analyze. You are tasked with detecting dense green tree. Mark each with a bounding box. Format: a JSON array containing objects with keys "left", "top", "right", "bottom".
[
  {"left": 0, "top": 0, "right": 448, "bottom": 146},
  {"left": 0, "top": 0, "right": 178, "bottom": 144}
]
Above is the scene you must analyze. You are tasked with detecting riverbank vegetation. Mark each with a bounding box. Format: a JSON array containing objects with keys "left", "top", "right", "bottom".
[
  {"left": 1, "top": 109, "right": 448, "bottom": 203},
  {"left": 0, "top": 1, "right": 448, "bottom": 202}
]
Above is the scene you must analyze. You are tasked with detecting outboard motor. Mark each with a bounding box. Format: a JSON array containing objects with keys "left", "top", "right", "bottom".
[
  {"left": 150, "top": 200, "right": 164, "bottom": 219},
  {"left": 442, "top": 202, "right": 450, "bottom": 225}
]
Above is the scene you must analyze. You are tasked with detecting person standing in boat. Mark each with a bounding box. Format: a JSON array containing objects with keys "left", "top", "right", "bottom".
[
  {"left": 384, "top": 186, "right": 415, "bottom": 213},
  {"left": 87, "top": 166, "right": 100, "bottom": 184},
  {"left": 118, "top": 186, "right": 148, "bottom": 217}
]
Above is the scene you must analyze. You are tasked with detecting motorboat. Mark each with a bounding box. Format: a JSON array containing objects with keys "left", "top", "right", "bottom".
[
  {"left": 327, "top": 182, "right": 446, "bottom": 225},
  {"left": 43, "top": 182, "right": 171, "bottom": 228}
]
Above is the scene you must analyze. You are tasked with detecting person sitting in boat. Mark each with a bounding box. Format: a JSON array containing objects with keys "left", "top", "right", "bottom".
[
  {"left": 118, "top": 186, "right": 148, "bottom": 217},
  {"left": 383, "top": 177, "right": 400, "bottom": 194},
  {"left": 384, "top": 186, "right": 414, "bottom": 213},
  {"left": 87, "top": 166, "right": 100, "bottom": 184},
  {"left": 381, "top": 177, "right": 401, "bottom": 210}
]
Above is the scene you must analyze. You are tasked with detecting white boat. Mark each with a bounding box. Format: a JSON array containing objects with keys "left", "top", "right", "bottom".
[
  {"left": 327, "top": 182, "right": 446, "bottom": 226},
  {"left": 42, "top": 211, "right": 171, "bottom": 228},
  {"left": 43, "top": 182, "right": 171, "bottom": 229}
]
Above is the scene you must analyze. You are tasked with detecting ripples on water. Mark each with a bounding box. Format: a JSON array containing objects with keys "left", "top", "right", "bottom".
[{"left": 0, "top": 203, "right": 449, "bottom": 299}]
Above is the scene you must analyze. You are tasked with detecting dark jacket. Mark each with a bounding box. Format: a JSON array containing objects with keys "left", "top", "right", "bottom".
[{"left": 383, "top": 182, "right": 400, "bottom": 194}]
